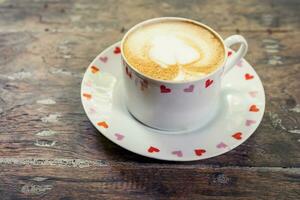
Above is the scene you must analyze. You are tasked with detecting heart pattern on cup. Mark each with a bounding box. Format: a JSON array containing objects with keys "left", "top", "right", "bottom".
[
  {"left": 114, "top": 47, "right": 121, "bottom": 54},
  {"left": 194, "top": 149, "right": 206, "bottom": 156},
  {"left": 160, "top": 85, "right": 171, "bottom": 93},
  {"left": 227, "top": 51, "right": 232, "bottom": 57},
  {"left": 148, "top": 146, "right": 160, "bottom": 153},
  {"left": 205, "top": 79, "right": 214, "bottom": 88},
  {"left": 246, "top": 120, "right": 256, "bottom": 126},
  {"left": 115, "top": 133, "right": 124, "bottom": 141},
  {"left": 232, "top": 132, "right": 242, "bottom": 140},
  {"left": 184, "top": 85, "right": 194, "bottom": 92},
  {"left": 216, "top": 142, "right": 228, "bottom": 148},
  {"left": 172, "top": 150, "right": 183, "bottom": 157},
  {"left": 97, "top": 121, "right": 109, "bottom": 128},
  {"left": 245, "top": 73, "right": 254, "bottom": 80},
  {"left": 100, "top": 56, "right": 108, "bottom": 63},
  {"left": 125, "top": 66, "right": 132, "bottom": 79},
  {"left": 140, "top": 79, "right": 148, "bottom": 91},
  {"left": 249, "top": 105, "right": 259, "bottom": 112}
]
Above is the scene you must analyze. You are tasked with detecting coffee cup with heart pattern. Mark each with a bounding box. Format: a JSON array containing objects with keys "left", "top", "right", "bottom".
[{"left": 121, "top": 17, "right": 248, "bottom": 131}]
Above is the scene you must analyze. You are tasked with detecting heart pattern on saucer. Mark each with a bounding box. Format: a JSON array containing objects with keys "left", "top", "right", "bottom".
[
  {"left": 81, "top": 43, "right": 265, "bottom": 161},
  {"left": 115, "top": 133, "right": 124, "bottom": 141},
  {"left": 99, "top": 56, "right": 108, "bottom": 63},
  {"left": 216, "top": 142, "right": 228, "bottom": 148},
  {"left": 114, "top": 46, "right": 121, "bottom": 54},
  {"left": 246, "top": 120, "right": 256, "bottom": 126},
  {"left": 172, "top": 150, "right": 183, "bottom": 157},
  {"left": 232, "top": 132, "right": 242, "bottom": 140},
  {"left": 245, "top": 73, "right": 254, "bottom": 80},
  {"left": 194, "top": 149, "right": 206, "bottom": 156},
  {"left": 148, "top": 146, "right": 160, "bottom": 153}
]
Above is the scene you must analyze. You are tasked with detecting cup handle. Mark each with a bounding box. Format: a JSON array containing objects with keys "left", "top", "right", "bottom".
[{"left": 223, "top": 35, "right": 248, "bottom": 74}]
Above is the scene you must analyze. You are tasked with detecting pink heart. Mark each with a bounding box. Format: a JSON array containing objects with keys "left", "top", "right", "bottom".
[
  {"left": 134, "top": 77, "right": 139, "bottom": 86},
  {"left": 246, "top": 120, "right": 256, "bottom": 126},
  {"left": 249, "top": 91, "right": 258, "bottom": 97},
  {"left": 236, "top": 60, "right": 243, "bottom": 67},
  {"left": 184, "top": 85, "right": 194, "bottom": 92},
  {"left": 85, "top": 81, "right": 92, "bottom": 87},
  {"left": 89, "top": 107, "right": 96, "bottom": 114},
  {"left": 172, "top": 150, "right": 183, "bottom": 157},
  {"left": 114, "top": 133, "right": 124, "bottom": 141},
  {"left": 216, "top": 142, "right": 228, "bottom": 148},
  {"left": 99, "top": 56, "right": 108, "bottom": 63}
]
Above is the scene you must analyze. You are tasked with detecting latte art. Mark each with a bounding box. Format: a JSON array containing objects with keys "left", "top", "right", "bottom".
[
  {"left": 123, "top": 20, "right": 225, "bottom": 81},
  {"left": 149, "top": 35, "right": 200, "bottom": 67}
]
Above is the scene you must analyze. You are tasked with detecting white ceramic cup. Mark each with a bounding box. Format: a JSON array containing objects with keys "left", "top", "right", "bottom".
[{"left": 121, "top": 17, "right": 248, "bottom": 132}]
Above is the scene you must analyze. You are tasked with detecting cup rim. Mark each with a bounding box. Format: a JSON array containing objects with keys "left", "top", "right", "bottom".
[{"left": 121, "top": 17, "right": 228, "bottom": 84}]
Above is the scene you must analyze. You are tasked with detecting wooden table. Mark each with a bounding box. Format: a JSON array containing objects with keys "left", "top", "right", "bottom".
[{"left": 0, "top": 0, "right": 299, "bottom": 199}]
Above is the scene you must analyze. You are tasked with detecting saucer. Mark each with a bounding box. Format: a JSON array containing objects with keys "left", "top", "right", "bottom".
[{"left": 81, "top": 42, "right": 265, "bottom": 161}]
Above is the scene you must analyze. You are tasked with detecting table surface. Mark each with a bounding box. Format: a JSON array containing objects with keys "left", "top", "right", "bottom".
[{"left": 0, "top": 0, "right": 299, "bottom": 199}]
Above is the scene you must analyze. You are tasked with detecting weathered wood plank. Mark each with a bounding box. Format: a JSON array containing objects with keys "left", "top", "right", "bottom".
[
  {"left": 0, "top": 31, "right": 299, "bottom": 167},
  {"left": 0, "top": 0, "right": 300, "bottom": 199},
  {"left": 0, "top": 0, "right": 299, "bottom": 33},
  {"left": 0, "top": 163, "right": 299, "bottom": 200}
]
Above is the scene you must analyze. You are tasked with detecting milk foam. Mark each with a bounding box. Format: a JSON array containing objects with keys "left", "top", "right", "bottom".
[
  {"left": 123, "top": 21, "right": 225, "bottom": 81},
  {"left": 149, "top": 35, "right": 200, "bottom": 67}
]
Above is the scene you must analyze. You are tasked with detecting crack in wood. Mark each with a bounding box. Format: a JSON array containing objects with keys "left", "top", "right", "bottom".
[
  {"left": 0, "top": 158, "right": 108, "bottom": 168},
  {"left": 21, "top": 183, "right": 53, "bottom": 195}
]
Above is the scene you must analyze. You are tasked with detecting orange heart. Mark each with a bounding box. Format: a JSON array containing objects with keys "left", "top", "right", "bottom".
[
  {"left": 91, "top": 66, "right": 100, "bottom": 73},
  {"left": 249, "top": 105, "right": 259, "bottom": 112},
  {"left": 245, "top": 73, "right": 254, "bottom": 80},
  {"left": 232, "top": 132, "right": 242, "bottom": 140},
  {"left": 83, "top": 93, "right": 92, "bottom": 100},
  {"left": 97, "top": 121, "right": 108, "bottom": 128}
]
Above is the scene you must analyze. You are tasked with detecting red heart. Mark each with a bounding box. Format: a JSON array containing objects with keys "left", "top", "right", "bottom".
[
  {"left": 114, "top": 47, "right": 121, "bottom": 54},
  {"left": 184, "top": 85, "right": 194, "bottom": 92},
  {"left": 194, "top": 149, "right": 206, "bottom": 156},
  {"left": 148, "top": 146, "right": 160, "bottom": 153},
  {"left": 205, "top": 79, "right": 213, "bottom": 88},
  {"left": 245, "top": 73, "right": 254, "bottom": 80},
  {"left": 160, "top": 85, "right": 171, "bottom": 93},
  {"left": 249, "top": 104, "right": 259, "bottom": 112},
  {"left": 232, "top": 132, "right": 242, "bottom": 140},
  {"left": 97, "top": 121, "right": 109, "bottom": 129},
  {"left": 227, "top": 51, "right": 232, "bottom": 56},
  {"left": 125, "top": 66, "right": 132, "bottom": 79}
]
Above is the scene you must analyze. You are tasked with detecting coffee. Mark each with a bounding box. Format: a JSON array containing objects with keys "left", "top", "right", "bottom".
[{"left": 123, "top": 20, "right": 225, "bottom": 81}]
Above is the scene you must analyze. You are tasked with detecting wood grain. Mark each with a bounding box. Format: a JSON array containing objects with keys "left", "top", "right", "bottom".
[{"left": 0, "top": 0, "right": 299, "bottom": 199}]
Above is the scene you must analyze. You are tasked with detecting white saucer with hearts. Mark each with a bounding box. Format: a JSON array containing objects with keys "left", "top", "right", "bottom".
[{"left": 81, "top": 42, "right": 265, "bottom": 161}]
